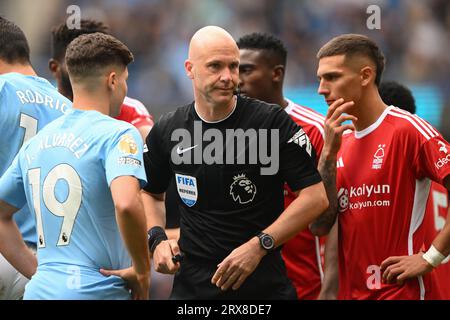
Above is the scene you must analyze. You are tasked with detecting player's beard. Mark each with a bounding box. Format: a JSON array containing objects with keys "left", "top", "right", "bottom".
[{"left": 60, "top": 71, "right": 73, "bottom": 101}]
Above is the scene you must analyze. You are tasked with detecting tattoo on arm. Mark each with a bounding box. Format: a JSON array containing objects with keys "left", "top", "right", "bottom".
[{"left": 310, "top": 156, "right": 338, "bottom": 235}]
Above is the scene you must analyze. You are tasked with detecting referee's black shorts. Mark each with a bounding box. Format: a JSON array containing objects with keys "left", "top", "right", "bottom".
[{"left": 170, "top": 250, "right": 297, "bottom": 300}]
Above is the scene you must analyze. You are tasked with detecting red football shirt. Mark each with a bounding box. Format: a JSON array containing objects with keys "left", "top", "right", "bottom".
[
  {"left": 281, "top": 99, "right": 326, "bottom": 300},
  {"left": 424, "top": 182, "right": 450, "bottom": 299},
  {"left": 116, "top": 96, "right": 154, "bottom": 129},
  {"left": 336, "top": 106, "right": 450, "bottom": 300}
]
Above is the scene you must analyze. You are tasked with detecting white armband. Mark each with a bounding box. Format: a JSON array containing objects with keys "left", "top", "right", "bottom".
[{"left": 422, "top": 245, "right": 446, "bottom": 267}]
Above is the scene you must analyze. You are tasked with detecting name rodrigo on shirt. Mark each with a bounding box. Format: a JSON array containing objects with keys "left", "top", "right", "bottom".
[{"left": 16, "top": 89, "right": 69, "bottom": 114}]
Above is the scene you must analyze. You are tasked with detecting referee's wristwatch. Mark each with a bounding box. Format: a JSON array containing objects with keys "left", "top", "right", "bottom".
[{"left": 257, "top": 232, "right": 275, "bottom": 252}]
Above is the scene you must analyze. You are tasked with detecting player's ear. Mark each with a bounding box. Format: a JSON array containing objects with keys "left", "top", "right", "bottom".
[
  {"left": 360, "top": 66, "right": 373, "bottom": 87},
  {"left": 185, "top": 59, "right": 194, "bottom": 79},
  {"left": 107, "top": 71, "right": 117, "bottom": 90},
  {"left": 48, "top": 59, "right": 59, "bottom": 77},
  {"left": 273, "top": 65, "right": 285, "bottom": 84}
]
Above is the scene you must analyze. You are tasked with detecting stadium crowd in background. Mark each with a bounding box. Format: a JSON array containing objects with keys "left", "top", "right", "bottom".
[
  {"left": 0, "top": 0, "right": 450, "bottom": 301},
  {"left": 1, "top": 0, "right": 449, "bottom": 139}
]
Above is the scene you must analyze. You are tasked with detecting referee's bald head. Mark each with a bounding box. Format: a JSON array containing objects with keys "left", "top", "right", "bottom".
[{"left": 188, "top": 26, "right": 238, "bottom": 62}]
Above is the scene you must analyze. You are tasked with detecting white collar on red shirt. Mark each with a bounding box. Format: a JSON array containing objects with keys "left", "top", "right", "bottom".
[
  {"left": 284, "top": 98, "right": 296, "bottom": 114},
  {"left": 354, "top": 105, "right": 394, "bottom": 139}
]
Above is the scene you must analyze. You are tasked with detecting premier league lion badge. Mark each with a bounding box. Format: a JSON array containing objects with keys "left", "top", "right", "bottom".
[{"left": 230, "top": 173, "right": 257, "bottom": 204}]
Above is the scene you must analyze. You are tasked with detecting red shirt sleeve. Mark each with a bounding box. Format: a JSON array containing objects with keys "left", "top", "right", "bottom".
[
  {"left": 116, "top": 97, "right": 154, "bottom": 129},
  {"left": 415, "top": 135, "right": 450, "bottom": 184}
]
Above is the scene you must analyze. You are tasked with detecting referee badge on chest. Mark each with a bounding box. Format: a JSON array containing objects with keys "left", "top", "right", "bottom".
[{"left": 175, "top": 173, "right": 198, "bottom": 207}]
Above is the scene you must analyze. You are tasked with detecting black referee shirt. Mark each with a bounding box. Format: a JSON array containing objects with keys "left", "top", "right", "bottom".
[{"left": 144, "top": 95, "right": 321, "bottom": 262}]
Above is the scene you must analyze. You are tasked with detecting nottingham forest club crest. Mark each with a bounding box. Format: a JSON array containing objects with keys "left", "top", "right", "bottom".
[
  {"left": 372, "top": 144, "right": 385, "bottom": 170},
  {"left": 230, "top": 174, "right": 257, "bottom": 204}
]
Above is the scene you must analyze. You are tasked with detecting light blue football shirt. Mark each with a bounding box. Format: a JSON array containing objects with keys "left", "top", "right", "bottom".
[
  {"left": 0, "top": 109, "right": 147, "bottom": 299},
  {"left": 0, "top": 72, "right": 71, "bottom": 244}
]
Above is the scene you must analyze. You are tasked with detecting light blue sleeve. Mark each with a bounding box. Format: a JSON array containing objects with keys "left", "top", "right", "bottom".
[
  {"left": 105, "top": 126, "right": 147, "bottom": 188},
  {"left": 0, "top": 153, "right": 27, "bottom": 209},
  {"left": 0, "top": 79, "right": 6, "bottom": 142}
]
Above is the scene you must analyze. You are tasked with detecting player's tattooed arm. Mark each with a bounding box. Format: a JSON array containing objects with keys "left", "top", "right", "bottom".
[
  {"left": 309, "top": 99, "right": 356, "bottom": 236},
  {"left": 309, "top": 154, "right": 338, "bottom": 236}
]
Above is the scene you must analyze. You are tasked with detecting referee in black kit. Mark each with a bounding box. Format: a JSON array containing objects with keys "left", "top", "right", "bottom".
[{"left": 142, "top": 25, "right": 328, "bottom": 299}]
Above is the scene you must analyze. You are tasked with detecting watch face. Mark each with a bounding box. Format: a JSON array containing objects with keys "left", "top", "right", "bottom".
[{"left": 261, "top": 235, "right": 274, "bottom": 250}]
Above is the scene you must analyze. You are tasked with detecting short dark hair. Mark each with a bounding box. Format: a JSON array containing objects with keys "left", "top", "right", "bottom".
[
  {"left": 65, "top": 33, "right": 133, "bottom": 80},
  {"left": 237, "top": 32, "right": 287, "bottom": 66},
  {"left": 317, "top": 34, "right": 385, "bottom": 86},
  {"left": 0, "top": 16, "right": 30, "bottom": 64},
  {"left": 379, "top": 81, "right": 416, "bottom": 114},
  {"left": 51, "top": 19, "right": 109, "bottom": 61}
]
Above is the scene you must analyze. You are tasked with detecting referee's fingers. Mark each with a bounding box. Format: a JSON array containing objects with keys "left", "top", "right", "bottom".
[
  {"left": 220, "top": 270, "right": 240, "bottom": 291},
  {"left": 231, "top": 273, "right": 248, "bottom": 290},
  {"left": 168, "top": 239, "right": 180, "bottom": 256},
  {"left": 216, "top": 264, "right": 237, "bottom": 288},
  {"left": 211, "top": 261, "right": 229, "bottom": 285}
]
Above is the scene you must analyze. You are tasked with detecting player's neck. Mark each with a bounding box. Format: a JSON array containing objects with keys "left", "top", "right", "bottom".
[
  {"left": 0, "top": 62, "right": 36, "bottom": 76},
  {"left": 280, "top": 95, "right": 289, "bottom": 109},
  {"left": 353, "top": 90, "right": 388, "bottom": 132},
  {"left": 58, "top": 87, "right": 73, "bottom": 102},
  {"left": 195, "top": 95, "right": 237, "bottom": 122},
  {"left": 263, "top": 91, "right": 286, "bottom": 108},
  {"left": 72, "top": 88, "right": 110, "bottom": 116}
]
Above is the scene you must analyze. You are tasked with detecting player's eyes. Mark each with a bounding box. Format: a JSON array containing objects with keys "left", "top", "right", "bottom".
[{"left": 327, "top": 74, "right": 339, "bottom": 81}]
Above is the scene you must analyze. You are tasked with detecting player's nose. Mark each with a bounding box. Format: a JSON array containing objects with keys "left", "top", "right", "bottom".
[{"left": 317, "top": 80, "right": 329, "bottom": 96}]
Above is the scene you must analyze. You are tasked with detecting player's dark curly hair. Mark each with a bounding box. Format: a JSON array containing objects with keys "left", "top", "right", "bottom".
[
  {"left": 237, "top": 32, "right": 287, "bottom": 66},
  {"left": 51, "top": 19, "right": 109, "bottom": 61},
  {"left": 379, "top": 81, "right": 416, "bottom": 114},
  {"left": 0, "top": 16, "right": 30, "bottom": 64}
]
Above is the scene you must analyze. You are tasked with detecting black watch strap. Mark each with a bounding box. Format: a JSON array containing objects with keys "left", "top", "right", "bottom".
[{"left": 257, "top": 232, "right": 275, "bottom": 252}]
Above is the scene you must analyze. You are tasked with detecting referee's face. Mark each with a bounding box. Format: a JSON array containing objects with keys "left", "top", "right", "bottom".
[{"left": 191, "top": 43, "right": 240, "bottom": 106}]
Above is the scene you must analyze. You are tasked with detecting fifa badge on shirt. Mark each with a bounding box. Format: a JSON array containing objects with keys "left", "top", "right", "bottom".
[
  {"left": 175, "top": 173, "right": 198, "bottom": 207},
  {"left": 372, "top": 144, "right": 385, "bottom": 169},
  {"left": 229, "top": 173, "right": 257, "bottom": 204}
]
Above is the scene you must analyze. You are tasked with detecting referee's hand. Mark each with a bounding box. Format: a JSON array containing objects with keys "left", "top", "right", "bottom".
[
  {"left": 153, "top": 239, "right": 181, "bottom": 274},
  {"left": 211, "top": 237, "right": 266, "bottom": 291}
]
